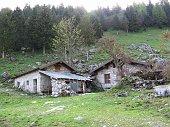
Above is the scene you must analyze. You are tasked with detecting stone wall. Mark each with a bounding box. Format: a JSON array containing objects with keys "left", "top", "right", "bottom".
[
  {"left": 14, "top": 71, "right": 41, "bottom": 93},
  {"left": 96, "top": 64, "right": 118, "bottom": 89},
  {"left": 51, "top": 79, "right": 76, "bottom": 97}
]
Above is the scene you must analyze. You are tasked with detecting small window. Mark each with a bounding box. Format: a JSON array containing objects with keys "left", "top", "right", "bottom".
[
  {"left": 104, "top": 74, "right": 111, "bottom": 83},
  {"left": 26, "top": 80, "right": 29, "bottom": 85}
]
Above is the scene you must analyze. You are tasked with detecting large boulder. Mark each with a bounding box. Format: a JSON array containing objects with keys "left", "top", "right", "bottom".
[{"left": 154, "top": 84, "right": 170, "bottom": 97}]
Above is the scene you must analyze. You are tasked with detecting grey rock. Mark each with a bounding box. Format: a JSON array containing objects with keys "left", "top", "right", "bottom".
[
  {"left": 88, "top": 64, "right": 98, "bottom": 71},
  {"left": 139, "top": 43, "right": 153, "bottom": 52},
  {"left": 140, "top": 55, "right": 149, "bottom": 60},
  {"left": 9, "top": 57, "right": 16, "bottom": 62},
  {"left": 74, "top": 116, "right": 83, "bottom": 121},
  {"left": 1, "top": 72, "right": 10, "bottom": 79},
  {"left": 72, "top": 59, "right": 79, "bottom": 64},
  {"left": 154, "top": 84, "right": 170, "bottom": 97},
  {"left": 116, "top": 92, "right": 128, "bottom": 97},
  {"left": 129, "top": 43, "right": 138, "bottom": 50},
  {"left": 81, "top": 60, "right": 86, "bottom": 63},
  {"left": 7, "top": 79, "right": 13, "bottom": 83},
  {"left": 89, "top": 48, "right": 97, "bottom": 53},
  {"left": 35, "top": 62, "right": 41, "bottom": 66}
]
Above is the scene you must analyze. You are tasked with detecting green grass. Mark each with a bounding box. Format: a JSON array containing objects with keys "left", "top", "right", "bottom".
[
  {"left": 0, "top": 84, "right": 170, "bottom": 127},
  {"left": 104, "top": 27, "right": 170, "bottom": 59},
  {"left": 0, "top": 52, "right": 58, "bottom": 78}
]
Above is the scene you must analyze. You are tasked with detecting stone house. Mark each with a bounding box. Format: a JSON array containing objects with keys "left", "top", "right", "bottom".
[
  {"left": 13, "top": 60, "right": 90, "bottom": 96},
  {"left": 90, "top": 59, "right": 151, "bottom": 89}
]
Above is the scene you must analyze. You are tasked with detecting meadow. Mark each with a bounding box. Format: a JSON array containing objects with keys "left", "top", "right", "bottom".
[{"left": 0, "top": 84, "right": 170, "bottom": 127}]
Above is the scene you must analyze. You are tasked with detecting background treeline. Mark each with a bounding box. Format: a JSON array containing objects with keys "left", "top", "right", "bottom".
[{"left": 1, "top": 0, "right": 170, "bottom": 56}]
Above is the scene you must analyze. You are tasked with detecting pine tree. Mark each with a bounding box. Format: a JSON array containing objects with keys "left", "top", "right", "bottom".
[
  {"left": 12, "top": 7, "right": 25, "bottom": 50},
  {"left": 79, "top": 15, "right": 96, "bottom": 61},
  {"left": 0, "top": 8, "right": 15, "bottom": 58},
  {"left": 125, "top": 6, "right": 140, "bottom": 32},
  {"left": 152, "top": 3, "right": 167, "bottom": 27}
]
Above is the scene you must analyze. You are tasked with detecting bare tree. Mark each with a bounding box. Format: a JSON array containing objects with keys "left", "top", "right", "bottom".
[
  {"left": 162, "top": 61, "right": 170, "bottom": 81},
  {"left": 98, "top": 36, "right": 132, "bottom": 80}
]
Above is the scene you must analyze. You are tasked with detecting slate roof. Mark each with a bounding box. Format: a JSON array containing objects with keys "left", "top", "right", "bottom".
[
  {"left": 90, "top": 58, "right": 151, "bottom": 75},
  {"left": 13, "top": 60, "right": 77, "bottom": 79},
  {"left": 39, "top": 71, "right": 91, "bottom": 81}
]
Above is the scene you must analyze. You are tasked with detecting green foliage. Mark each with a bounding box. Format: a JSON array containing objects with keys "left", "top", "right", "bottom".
[
  {"left": 52, "top": 17, "right": 84, "bottom": 63},
  {"left": 0, "top": 8, "right": 15, "bottom": 58},
  {"left": 79, "top": 15, "right": 96, "bottom": 46},
  {"left": 125, "top": 6, "right": 141, "bottom": 32},
  {"left": 153, "top": 3, "right": 167, "bottom": 27}
]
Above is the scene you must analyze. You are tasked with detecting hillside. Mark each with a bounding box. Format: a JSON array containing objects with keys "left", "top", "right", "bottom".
[{"left": 0, "top": 28, "right": 170, "bottom": 80}]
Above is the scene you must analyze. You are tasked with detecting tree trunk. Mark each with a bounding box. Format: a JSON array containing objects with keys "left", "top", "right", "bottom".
[
  {"left": 126, "top": 28, "right": 129, "bottom": 33},
  {"left": 43, "top": 44, "right": 46, "bottom": 55},
  {"left": 32, "top": 47, "right": 35, "bottom": 54},
  {"left": 64, "top": 45, "right": 67, "bottom": 61},
  {"left": 86, "top": 50, "right": 89, "bottom": 61},
  {"left": 2, "top": 51, "right": 5, "bottom": 59}
]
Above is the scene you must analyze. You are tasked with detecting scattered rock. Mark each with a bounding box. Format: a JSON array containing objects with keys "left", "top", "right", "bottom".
[
  {"left": 9, "top": 57, "right": 16, "bottom": 62},
  {"left": 129, "top": 43, "right": 138, "bottom": 50},
  {"left": 81, "top": 60, "right": 86, "bottom": 63},
  {"left": 74, "top": 116, "right": 83, "bottom": 121},
  {"left": 89, "top": 48, "right": 97, "bottom": 53},
  {"left": 116, "top": 92, "right": 128, "bottom": 97},
  {"left": 129, "top": 43, "right": 160, "bottom": 54},
  {"left": 35, "top": 62, "right": 41, "bottom": 66},
  {"left": 72, "top": 59, "right": 79, "bottom": 64},
  {"left": 44, "top": 101, "right": 54, "bottom": 105},
  {"left": 1, "top": 72, "right": 10, "bottom": 79},
  {"left": 7, "top": 79, "right": 13, "bottom": 83},
  {"left": 31, "top": 101, "right": 37, "bottom": 104},
  {"left": 45, "top": 106, "right": 65, "bottom": 113},
  {"left": 88, "top": 64, "right": 98, "bottom": 71},
  {"left": 20, "top": 94, "right": 28, "bottom": 96}
]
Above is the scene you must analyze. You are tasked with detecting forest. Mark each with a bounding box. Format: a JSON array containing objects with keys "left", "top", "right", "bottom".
[{"left": 0, "top": 0, "right": 170, "bottom": 59}]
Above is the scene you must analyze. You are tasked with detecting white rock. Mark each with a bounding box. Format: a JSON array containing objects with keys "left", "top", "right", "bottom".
[
  {"left": 31, "top": 101, "right": 37, "bottom": 104},
  {"left": 44, "top": 101, "right": 54, "bottom": 105},
  {"left": 45, "top": 106, "right": 65, "bottom": 113},
  {"left": 74, "top": 116, "right": 83, "bottom": 121}
]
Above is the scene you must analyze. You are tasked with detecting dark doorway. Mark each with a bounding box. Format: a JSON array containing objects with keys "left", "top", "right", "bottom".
[{"left": 33, "top": 79, "right": 37, "bottom": 93}]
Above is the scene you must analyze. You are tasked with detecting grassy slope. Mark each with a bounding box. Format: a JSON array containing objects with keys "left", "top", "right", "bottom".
[
  {"left": 0, "top": 85, "right": 170, "bottom": 127},
  {"left": 105, "top": 28, "right": 170, "bottom": 57},
  {"left": 0, "top": 53, "right": 57, "bottom": 78},
  {"left": 0, "top": 28, "right": 170, "bottom": 78}
]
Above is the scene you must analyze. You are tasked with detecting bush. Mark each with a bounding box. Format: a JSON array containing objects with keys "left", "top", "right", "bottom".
[
  {"left": 114, "top": 76, "right": 134, "bottom": 90},
  {"left": 162, "top": 61, "right": 170, "bottom": 81}
]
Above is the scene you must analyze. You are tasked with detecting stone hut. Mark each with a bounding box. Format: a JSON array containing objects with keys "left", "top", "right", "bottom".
[
  {"left": 13, "top": 60, "right": 90, "bottom": 96},
  {"left": 90, "top": 59, "right": 151, "bottom": 89}
]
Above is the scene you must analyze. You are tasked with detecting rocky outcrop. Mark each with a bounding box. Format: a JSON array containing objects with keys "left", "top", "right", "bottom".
[{"left": 129, "top": 43, "right": 160, "bottom": 54}]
